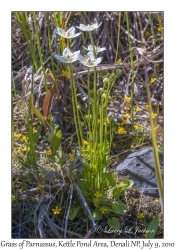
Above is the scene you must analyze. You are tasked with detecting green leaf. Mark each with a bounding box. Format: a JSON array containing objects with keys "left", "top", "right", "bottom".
[
  {"left": 51, "top": 129, "right": 62, "bottom": 155},
  {"left": 78, "top": 179, "right": 88, "bottom": 193},
  {"left": 111, "top": 201, "right": 127, "bottom": 215},
  {"left": 146, "top": 215, "right": 158, "bottom": 238},
  {"left": 48, "top": 129, "right": 55, "bottom": 142},
  {"left": 105, "top": 172, "right": 116, "bottom": 187},
  {"left": 93, "top": 198, "right": 100, "bottom": 207},
  {"left": 99, "top": 196, "right": 109, "bottom": 202},
  {"left": 117, "top": 179, "right": 134, "bottom": 189},
  {"left": 69, "top": 207, "right": 80, "bottom": 220},
  {"left": 108, "top": 217, "right": 120, "bottom": 230},
  {"left": 32, "top": 104, "right": 47, "bottom": 128},
  {"left": 112, "top": 187, "right": 122, "bottom": 198},
  {"left": 93, "top": 208, "right": 103, "bottom": 220}
]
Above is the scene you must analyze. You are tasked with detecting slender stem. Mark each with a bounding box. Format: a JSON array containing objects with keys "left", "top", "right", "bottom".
[{"left": 126, "top": 12, "right": 134, "bottom": 126}]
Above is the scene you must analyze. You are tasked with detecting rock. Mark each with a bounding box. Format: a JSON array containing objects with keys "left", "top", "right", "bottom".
[{"left": 114, "top": 147, "right": 163, "bottom": 197}]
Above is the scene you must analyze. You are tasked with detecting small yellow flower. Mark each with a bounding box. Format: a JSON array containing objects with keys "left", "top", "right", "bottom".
[
  {"left": 36, "top": 183, "right": 44, "bottom": 190},
  {"left": 145, "top": 104, "right": 150, "bottom": 110},
  {"left": 156, "top": 63, "right": 160, "bottom": 67},
  {"left": 69, "top": 153, "right": 75, "bottom": 159},
  {"left": 18, "top": 146, "right": 27, "bottom": 152},
  {"left": 117, "top": 58, "right": 122, "bottom": 64},
  {"left": 117, "top": 126, "right": 127, "bottom": 134},
  {"left": 109, "top": 97, "right": 115, "bottom": 103},
  {"left": 135, "top": 106, "right": 142, "bottom": 112},
  {"left": 62, "top": 70, "right": 69, "bottom": 77},
  {"left": 81, "top": 147, "right": 89, "bottom": 152},
  {"left": 100, "top": 207, "right": 108, "bottom": 214},
  {"left": 155, "top": 199, "right": 159, "bottom": 203},
  {"left": 112, "top": 143, "right": 117, "bottom": 147},
  {"left": 82, "top": 139, "right": 88, "bottom": 146},
  {"left": 152, "top": 112, "right": 157, "bottom": 119},
  {"left": 121, "top": 118, "right": 127, "bottom": 125},
  {"left": 124, "top": 96, "right": 131, "bottom": 102},
  {"left": 33, "top": 127, "right": 37, "bottom": 133},
  {"left": 154, "top": 126, "right": 159, "bottom": 131},
  {"left": 104, "top": 117, "right": 110, "bottom": 124},
  {"left": 21, "top": 135, "right": 28, "bottom": 142},
  {"left": 52, "top": 206, "right": 62, "bottom": 215},
  {"left": 46, "top": 149, "right": 52, "bottom": 155},
  {"left": 124, "top": 104, "right": 130, "bottom": 110},
  {"left": 12, "top": 195, "right": 16, "bottom": 201},
  {"left": 157, "top": 26, "right": 163, "bottom": 32},
  {"left": 137, "top": 213, "right": 144, "bottom": 220},
  {"left": 14, "top": 133, "right": 22, "bottom": 138},
  {"left": 145, "top": 30, "right": 151, "bottom": 36},
  {"left": 123, "top": 113, "right": 130, "bottom": 119},
  {"left": 130, "top": 145, "right": 134, "bottom": 148},
  {"left": 106, "top": 130, "right": 110, "bottom": 135},
  {"left": 150, "top": 77, "right": 156, "bottom": 83},
  {"left": 134, "top": 124, "right": 140, "bottom": 130},
  {"left": 94, "top": 191, "right": 102, "bottom": 199}
]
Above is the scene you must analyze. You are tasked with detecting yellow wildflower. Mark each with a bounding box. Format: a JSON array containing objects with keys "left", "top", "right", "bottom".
[
  {"left": 154, "top": 126, "right": 159, "bottom": 131},
  {"left": 145, "top": 104, "right": 150, "bottom": 110},
  {"left": 33, "top": 127, "right": 37, "bottom": 133},
  {"left": 124, "top": 104, "right": 130, "bottom": 110},
  {"left": 18, "top": 146, "right": 26, "bottom": 152},
  {"left": 112, "top": 143, "right": 117, "bottom": 147},
  {"left": 94, "top": 191, "right": 102, "bottom": 199},
  {"left": 12, "top": 195, "right": 16, "bottom": 201},
  {"left": 152, "top": 112, "right": 157, "bottom": 119},
  {"left": 14, "top": 133, "right": 22, "bottom": 138},
  {"left": 62, "top": 70, "right": 69, "bottom": 77},
  {"left": 121, "top": 118, "right": 127, "bottom": 125},
  {"left": 134, "top": 124, "right": 140, "bottom": 130},
  {"left": 150, "top": 77, "right": 156, "bottom": 83},
  {"left": 157, "top": 26, "right": 163, "bottom": 32},
  {"left": 21, "top": 135, "right": 28, "bottom": 142},
  {"left": 46, "top": 149, "right": 52, "bottom": 155},
  {"left": 100, "top": 207, "right": 108, "bottom": 214},
  {"left": 52, "top": 206, "right": 62, "bottom": 215},
  {"left": 69, "top": 153, "right": 75, "bottom": 159},
  {"left": 82, "top": 139, "right": 88, "bottom": 146},
  {"left": 135, "top": 106, "right": 142, "bottom": 112},
  {"left": 156, "top": 63, "right": 160, "bottom": 67},
  {"left": 137, "top": 213, "right": 144, "bottom": 220},
  {"left": 105, "top": 117, "right": 110, "bottom": 124},
  {"left": 81, "top": 147, "right": 89, "bottom": 152},
  {"left": 106, "top": 130, "right": 110, "bottom": 135},
  {"left": 124, "top": 96, "right": 131, "bottom": 102},
  {"left": 145, "top": 30, "right": 151, "bottom": 36},
  {"left": 123, "top": 113, "right": 130, "bottom": 119},
  {"left": 36, "top": 183, "right": 44, "bottom": 190},
  {"left": 117, "top": 58, "right": 122, "bottom": 64},
  {"left": 130, "top": 145, "right": 134, "bottom": 148},
  {"left": 117, "top": 126, "right": 127, "bottom": 134},
  {"left": 109, "top": 97, "right": 115, "bottom": 103}
]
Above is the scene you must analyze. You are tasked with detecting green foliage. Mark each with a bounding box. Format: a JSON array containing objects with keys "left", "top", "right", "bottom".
[
  {"left": 146, "top": 215, "right": 158, "bottom": 239},
  {"left": 69, "top": 207, "right": 80, "bottom": 220},
  {"left": 108, "top": 217, "right": 120, "bottom": 230}
]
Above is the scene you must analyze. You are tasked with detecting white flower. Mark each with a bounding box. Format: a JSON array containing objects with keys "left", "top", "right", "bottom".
[
  {"left": 56, "top": 27, "right": 81, "bottom": 38},
  {"left": 76, "top": 22, "right": 102, "bottom": 32},
  {"left": 82, "top": 45, "right": 106, "bottom": 53},
  {"left": 54, "top": 48, "right": 80, "bottom": 64},
  {"left": 78, "top": 51, "right": 102, "bottom": 67}
]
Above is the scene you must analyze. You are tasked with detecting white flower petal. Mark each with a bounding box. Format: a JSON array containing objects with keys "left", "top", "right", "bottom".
[
  {"left": 54, "top": 54, "right": 65, "bottom": 62},
  {"left": 77, "top": 22, "right": 102, "bottom": 32},
  {"left": 56, "top": 28, "right": 65, "bottom": 36},
  {"left": 56, "top": 26, "right": 81, "bottom": 38},
  {"left": 78, "top": 53, "right": 85, "bottom": 62}
]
